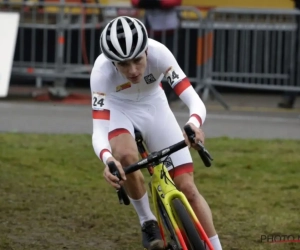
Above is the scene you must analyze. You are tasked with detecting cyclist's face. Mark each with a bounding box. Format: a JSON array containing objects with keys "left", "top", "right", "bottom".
[{"left": 115, "top": 52, "right": 147, "bottom": 84}]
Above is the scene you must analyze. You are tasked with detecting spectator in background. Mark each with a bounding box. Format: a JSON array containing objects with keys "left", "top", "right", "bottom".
[
  {"left": 278, "top": 0, "right": 300, "bottom": 109},
  {"left": 131, "top": 0, "right": 182, "bottom": 103}
]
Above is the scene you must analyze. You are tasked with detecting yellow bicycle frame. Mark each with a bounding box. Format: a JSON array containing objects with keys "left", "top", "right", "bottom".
[
  {"left": 135, "top": 129, "right": 213, "bottom": 250},
  {"left": 148, "top": 162, "right": 214, "bottom": 250}
]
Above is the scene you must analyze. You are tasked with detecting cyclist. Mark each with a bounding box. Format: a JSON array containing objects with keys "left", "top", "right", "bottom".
[{"left": 90, "top": 16, "right": 223, "bottom": 250}]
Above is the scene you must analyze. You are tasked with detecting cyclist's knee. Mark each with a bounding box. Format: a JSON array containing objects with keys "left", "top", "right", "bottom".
[
  {"left": 174, "top": 173, "right": 199, "bottom": 204},
  {"left": 110, "top": 133, "right": 139, "bottom": 167},
  {"left": 113, "top": 146, "right": 144, "bottom": 188},
  {"left": 114, "top": 148, "right": 139, "bottom": 167}
]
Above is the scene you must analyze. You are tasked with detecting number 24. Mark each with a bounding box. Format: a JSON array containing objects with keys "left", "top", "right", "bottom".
[
  {"left": 93, "top": 97, "right": 104, "bottom": 107},
  {"left": 167, "top": 71, "right": 179, "bottom": 85}
]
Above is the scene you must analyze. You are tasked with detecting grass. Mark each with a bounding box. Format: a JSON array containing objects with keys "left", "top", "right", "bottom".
[{"left": 0, "top": 133, "right": 300, "bottom": 250}]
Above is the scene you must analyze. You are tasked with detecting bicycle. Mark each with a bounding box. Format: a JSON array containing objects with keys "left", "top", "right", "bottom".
[{"left": 108, "top": 124, "right": 214, "bottom": 250}]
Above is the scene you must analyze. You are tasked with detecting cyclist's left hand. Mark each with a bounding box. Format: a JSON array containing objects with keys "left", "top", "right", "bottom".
[{"left": 183, "top": 123, "right": 205, "bottom": 150}]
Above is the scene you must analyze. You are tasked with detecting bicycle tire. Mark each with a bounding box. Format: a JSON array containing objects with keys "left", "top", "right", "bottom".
[
  {"left": 172, "top": 198, "right": 206, "bottom": 250},
  {"left": 157, "top": 196, "right": 181, "bottom": 250}
]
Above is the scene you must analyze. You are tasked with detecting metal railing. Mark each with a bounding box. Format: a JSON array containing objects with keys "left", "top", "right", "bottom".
[
  {"left": 0, "top": 2, "right": 205, "bottom": 95},
  {"left": 198, "top": 8, "right": 300, "bottom": 109},
  {"left": 1, "top": 3, "right": 300, "bottom": 109}
]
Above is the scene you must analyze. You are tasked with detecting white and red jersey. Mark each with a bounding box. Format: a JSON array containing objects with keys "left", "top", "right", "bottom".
[{"left": 90, "top": 38, "right": 206, "bottom": 165}]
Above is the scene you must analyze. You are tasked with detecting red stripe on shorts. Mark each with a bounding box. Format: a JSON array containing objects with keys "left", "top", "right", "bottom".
[
  {"left": 168, "top": 163, "right": 194, "bottom": 178},
  {"left": 108, "top": 128, "right": 130, "bottom": 140}
]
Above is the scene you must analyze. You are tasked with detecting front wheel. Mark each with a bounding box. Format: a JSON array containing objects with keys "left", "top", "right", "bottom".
[{"left": 172, "top": 198, "right": 206, "bottom": 250}]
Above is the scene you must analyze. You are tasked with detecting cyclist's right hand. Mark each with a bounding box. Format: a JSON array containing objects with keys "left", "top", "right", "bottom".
[{"left": 104, "top": 157, "right": 127, "bottom": 189}]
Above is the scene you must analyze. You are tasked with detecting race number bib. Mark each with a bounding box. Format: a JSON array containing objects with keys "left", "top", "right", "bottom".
[
  {"left": 92, "top": 92, "right": 106, "bottom": 110},
  {"left": 165, "top": 66, "right": 179, "bottom": 86}
]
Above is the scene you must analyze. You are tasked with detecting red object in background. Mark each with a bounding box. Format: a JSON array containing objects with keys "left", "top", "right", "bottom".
[
  {"left": 34, "top": 92, "right": 91, "bottom": 104},
  {"left": 131, "top": 0, "right": 182, "bottom": 9}
]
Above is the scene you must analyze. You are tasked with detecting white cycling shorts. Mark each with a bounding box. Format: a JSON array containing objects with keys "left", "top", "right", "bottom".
[{"left": 108, "top": 90, "right": 193, "bottom": 178}]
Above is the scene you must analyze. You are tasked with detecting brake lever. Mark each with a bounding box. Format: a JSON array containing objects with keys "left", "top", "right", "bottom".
[
  {"left": 197, "top": 141, "right": 213, "bottom": 161},
  {"left": 107, "top": 162, "right": 130, "bottom": 206},
  {"left": 183, "top": 124, "right": 213, "bottom": 167}
]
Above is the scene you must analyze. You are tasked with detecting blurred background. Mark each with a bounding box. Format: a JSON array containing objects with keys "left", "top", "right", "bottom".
[
  {"left": 1, "top": 3, "right": 300, "bottom": 250},
  {"left": 0, "top": 0, "right": 300, "bottom": 137}
]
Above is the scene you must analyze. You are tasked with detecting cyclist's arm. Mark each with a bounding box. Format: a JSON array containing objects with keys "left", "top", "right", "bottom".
[
  {"left": 90, "top": 68, "right": 113, "bottom": 165},
  {"left": 174, "top": 78, "right": 206, "bottom": 127},
  {"left": 158, "top": 45, "right": 206, "bottom": 128}
]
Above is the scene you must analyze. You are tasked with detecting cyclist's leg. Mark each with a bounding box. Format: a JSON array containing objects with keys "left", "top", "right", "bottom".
[
  {"left": 145, "top": 95, "right": 222, "bottom": 250},
  {"left": 109, "top": 133, "right": 144, "bottom": 200},
  {"left": 173, "top": 174, "right": 222, "bottom": 249},
  {"left": 109, "top": 107, "right": 164, "bottom": 250},
  {"left": 108, "top": 107, "right": 150, "bottom": 212}
]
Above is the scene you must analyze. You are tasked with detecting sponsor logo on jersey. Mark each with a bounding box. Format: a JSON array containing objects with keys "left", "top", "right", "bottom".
[
  {"left": 144, "top": 73, "right": 156, "bottom": 84},
  {"left": 116, "top": 82, "right": 131, "bottom": 92}
]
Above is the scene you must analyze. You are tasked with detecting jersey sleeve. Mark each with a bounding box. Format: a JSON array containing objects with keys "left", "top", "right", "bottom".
[
  {"left": 158, "top": 44, "right": 207, "bottom": 127},
  {"left": 90, "top": 66, "right": 113, "bottom": 165}
]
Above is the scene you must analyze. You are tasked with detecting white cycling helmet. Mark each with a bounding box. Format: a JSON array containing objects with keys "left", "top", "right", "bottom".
[{"left": 100, "top": 16, "right": 148, "bottom": 62}]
